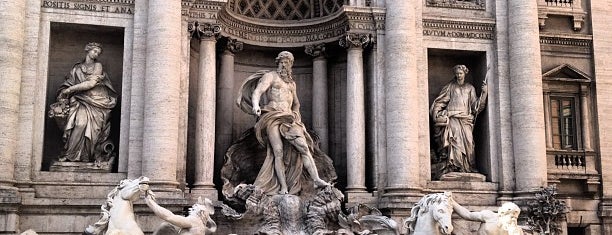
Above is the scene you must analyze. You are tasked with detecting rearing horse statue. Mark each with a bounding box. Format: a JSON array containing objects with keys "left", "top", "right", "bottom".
[
  {"left": 403, "top": 192, "right": 454, "bottom": 235},
  {"left": 84, "top": 176, "right": 150, "bottom": 235}
]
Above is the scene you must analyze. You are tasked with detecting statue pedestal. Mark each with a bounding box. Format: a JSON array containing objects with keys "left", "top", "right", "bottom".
[
  {"left": 439, "top": 172, "right": 486, "bottom": 182},
  {"left": 49, "top": 158, "right": 115, "bottom": 173}
]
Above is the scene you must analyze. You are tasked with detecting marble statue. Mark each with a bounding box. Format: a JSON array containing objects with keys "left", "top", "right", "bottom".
[
  {"left": 145, "top": 194, "right": 217, "bottom": 235},
  {"left": 221, "top": 51, "right": 340, "bottom": 234},
  {"left": 338, "top": 204, "right": 399, "bottom": 235},
  {"left": 403, "top": 192, "right": 454, "bottom": 235},
  {"left": 48, "top": 42, "right": 117, "bottom": 166},
  {"left": 430, "top": 64, "right": 487, "bottom": 179},
  {"left": 451, "top": 201, "right": 524, "bottom": 235},
  {"left": 236, "top": 51, "right": 330, "bottom": 195},
  {"left": 84, "top": 176, "right": 150, "bottom": 235}
]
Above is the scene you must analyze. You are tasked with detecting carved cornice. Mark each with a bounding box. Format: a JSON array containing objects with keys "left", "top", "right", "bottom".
[
  {"left": 183, "top": 0, "right": 225, "bottom": 20},
  {"left": 344, "top": 7, "right": 386, "bottom": 32},
  {"left": 339, "top": 33, "right": 372, "bottom": 49},
  {"left": 426, "top": 0, "right": 485, "bottom": 10},
  {"left": 217, "top": 7, "right": 348, "bottom": 47},
  {"left": 188, "top": 21, "right": 222, "bottom": 40},
  {"left": 540, "top": 34, "right": 592, "bottom": 48},
  {"left": 223, "top": 38, "right": 244, "bottom": 54},
  {"left": 305, "top": 44, "right": 326, "bottom": 58},
  {"left": 422, "top": 18, "right": 495, "bottom": 40}
]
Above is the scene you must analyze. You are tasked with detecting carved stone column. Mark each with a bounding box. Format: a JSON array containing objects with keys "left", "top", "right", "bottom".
[
  {"left": 543, "top": 92, "right": 553, "bottom": 150},
  {"left": 215, "top": 38, "right": 242, "bottom": 186},
  {"left": 508, "top": 0, "right": 548, "bottom": 193},
  {"left": 305, "top": 44, "right": 329, "bottom": 153},
  {"left": 0, "top": 0, "right": 26, "bottom": 188},
  {"left": 580, "top": 85, "right": 592, "bottom": 151},
  {"left": 383, "top": 0, "right": 420, "bottom": 198},
  {"left": 191, "top": 22, "right": 221, "bottom": 199},
  {"left": 340, "top": 34, "right": 369, "bottom": 194},
  {"left": 142, "top": 0, "right": 182, "bottom": 192}
]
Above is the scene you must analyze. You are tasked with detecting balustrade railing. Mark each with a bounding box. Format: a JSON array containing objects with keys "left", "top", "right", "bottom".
[{"left": 545, "top": 0, "right": 573, "bottom": 7}]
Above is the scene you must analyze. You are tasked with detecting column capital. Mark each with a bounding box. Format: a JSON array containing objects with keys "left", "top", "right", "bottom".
[
  {"left": 339, "top": 33, "right": 372, "bottom": 50},
  {"left": 305, "top": 44, "right": 326, "bottom": 58},
  {"left": 222, "top": 38, "right": 244, "bottom": 54},
  {"left": 188, "top": 21, "right": 221, "bottom": 41}
]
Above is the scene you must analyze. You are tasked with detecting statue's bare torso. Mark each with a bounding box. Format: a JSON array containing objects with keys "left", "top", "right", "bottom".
[{"left": 261, "top": 71, "right": 295, "bottom": 112}]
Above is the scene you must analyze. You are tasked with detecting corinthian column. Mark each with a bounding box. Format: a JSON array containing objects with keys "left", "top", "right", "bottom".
[
  {"left": 191, "top": 22, "right": 221, "bottom": 199},
  {"left": 142, "top": 0, "right": 182, "bottom": 192},
  {"left": 0, "top": 0, "right": 26, "bottom": 188},
  {"left": 508, "top": 0, "right": 547, "bottom": 193},
  {"left": 215, "top": 38, "right": 243, "bottom": 187},
  {"left": 341, "top": 34, "right": 369, "bottom": 194},
  {"left": 383, "top": 0, "right": 420, "bottom": 195},
  {"left": 305, "top": 44, "right": 329, "bottom": 153}
]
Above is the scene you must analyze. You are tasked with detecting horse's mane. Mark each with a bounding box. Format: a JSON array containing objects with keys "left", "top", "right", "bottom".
[
  {"left": 403, "top": 193, "right": 451, "bottom": 233},
  {"left": 84, "top": 180, "right": 127, "bottom": 235}
]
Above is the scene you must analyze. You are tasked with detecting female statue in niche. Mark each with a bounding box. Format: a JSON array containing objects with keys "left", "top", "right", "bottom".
[
  {"left": 430, "top": 65, "right": 487, "bottom": 179},
  {"left": 50, "top": 42, "right": 117, "bottom": 164}
]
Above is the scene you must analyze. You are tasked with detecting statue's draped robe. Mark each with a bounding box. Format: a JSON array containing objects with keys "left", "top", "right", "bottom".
[
  {"left": 430, "top": 80, "right": 485, "bottom": 174},
  {"left": 58, "top": 62, "right": 117, "bottom": 162},
  {"left": 224, "top": 70, "right": 336, "bottom": 196}
]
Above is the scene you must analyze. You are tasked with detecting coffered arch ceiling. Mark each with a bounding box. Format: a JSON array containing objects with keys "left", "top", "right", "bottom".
[{"left": 215, "top": 0, "right": 383, "bottom": 48}]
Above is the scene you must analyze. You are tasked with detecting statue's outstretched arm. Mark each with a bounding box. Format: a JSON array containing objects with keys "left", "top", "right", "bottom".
[
  {"left": 451, "top": 200, "right": 486, "bottom": 222},
  {"left": 144, "top": 195, "right": 193, "bottom": 228},
  {"left": 252, "top": 73, "right": 274, "bottom": 114}
]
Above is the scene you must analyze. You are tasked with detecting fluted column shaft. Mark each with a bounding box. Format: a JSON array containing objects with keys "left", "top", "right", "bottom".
[
  {"left": 191, "top": 23, "right": 220, "bottom": 199},
  {"left": 0, "top": 0, "right": 26, "bottom": 187},
  {"left": 342, "top": 35, "right": 367, "bottom": 192},
  {"left": 508, "top": 0, "right": 547, "bottom": 192},
  {"left": 142, "top": 0, "right": 182, "bottom": 190},
  {"left": 384, "top": 0, "right": 420, "bottom": 191},
  {"left": 306, "top": 44, "right": 329, "bottom": 153}
]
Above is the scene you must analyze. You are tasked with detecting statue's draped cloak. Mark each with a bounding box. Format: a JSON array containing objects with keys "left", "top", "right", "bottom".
[
  {"left": 223, "top": 70, "right": 336, "bottom": 197},
  {"left": 430, "top": 80, "right": 485, "bottom": 174},
  {"left": 59, "top": 62, "right": 117, "bottom": 162}
]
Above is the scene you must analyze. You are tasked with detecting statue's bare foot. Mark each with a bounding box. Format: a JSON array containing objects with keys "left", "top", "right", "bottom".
[
  {"left": 279, "top": 188, "right": 288, "bottom": 194},
  {"left": 314, "top": 179, "right": 330, "bottom": 188}
]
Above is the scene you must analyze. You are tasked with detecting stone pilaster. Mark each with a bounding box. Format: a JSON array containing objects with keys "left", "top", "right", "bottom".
[
  {"left": 508, "top": 0, "right": 547, "bottom": 193},
  {"left": 142, "top": 0, "right": 182, "bottom": 192},
  {"left": 382, "top": 0, "right": 420, "bottom": 196},
  {"left": 215, "top": 38, "right": 242, "bottom": 187},
  {"left": 128, "top": 0, "right": 148, "bottom": 179},
  {"left": 191, "top": 22, "right": 221, "bottom": 199},
  {"left": 340, "top": 34, "right": 369, "bottom": 194},
  {"left": 580, "top": 85, "right": 592, "bottom": 151},
  {"left": 305, "top": 44, "right": 329, "bottom": 153},
  {"left": 592, "top": 1, "right": 612, "bottom": 229},
  {"left": 0, "top": 0, "right": 26, "bottom": 188}
]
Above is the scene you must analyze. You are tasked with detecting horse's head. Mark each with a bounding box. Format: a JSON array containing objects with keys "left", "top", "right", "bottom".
[
  {"left": 404, "top": 192, "right": 454, "bottom": 235},
  {"left": 430, "top": 192, "right": 454, "bottom": 235},
  {"left": 117, "top": 176, "right": 150, "bottom": 201}
]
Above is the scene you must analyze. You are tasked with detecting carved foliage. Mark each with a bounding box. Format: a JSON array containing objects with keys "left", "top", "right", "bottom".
[
  {"left": 305, "top": 44, "right": 326, "bottom": 58},
  {"left": 188, "top": 21, "right": 221, "bottom": 40},
  {"left": 339, "top": 33, "right": 372, "bottom": 49}
]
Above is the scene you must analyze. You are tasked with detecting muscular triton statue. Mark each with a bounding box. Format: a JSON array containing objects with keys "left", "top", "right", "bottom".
[{"left": 237, "top": 51, "right": 330, "bottom": 195}]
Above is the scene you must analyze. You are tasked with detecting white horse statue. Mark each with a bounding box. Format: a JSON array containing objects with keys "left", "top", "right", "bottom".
[
  {"left": 84, "top": 176, "right": 150, "bottom": 235},
  {"left": 403, "top": 192, "right": 454, "bottom": 235}
]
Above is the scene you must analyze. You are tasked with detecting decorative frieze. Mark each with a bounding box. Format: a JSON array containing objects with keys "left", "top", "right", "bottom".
[
  {"left": 422, "top": 19, "right": 495, "bottom": 40},
  {"left": 182, "top": 0, "right": 224, "bottom": 19},
  {"left": 188, "top": 21, "right": 221, "bottom": 40},
  {"left": 539, "top": 34, "right": 592, "bottom": 48},
  {"left": 426, "top": 0, "right": 485, "bottom": 11},
  {"left": 41, "top": 0, "right": 134, "bottom": 14},
  {"left": 218, "top": 8, "right": 348, "bottom": 47}
]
